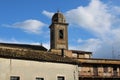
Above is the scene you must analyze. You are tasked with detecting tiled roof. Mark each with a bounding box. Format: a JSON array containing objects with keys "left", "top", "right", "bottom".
[
  {"left": 0, "top": 43, "right": 47, "bottom": 51},
  {"left": 0, "top": 47, "right": 80, "bottom": 65}
]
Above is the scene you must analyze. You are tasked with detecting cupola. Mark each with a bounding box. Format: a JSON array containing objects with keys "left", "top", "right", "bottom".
[{"left": 52, "top": 11, "right": 66, "bottom": 23}]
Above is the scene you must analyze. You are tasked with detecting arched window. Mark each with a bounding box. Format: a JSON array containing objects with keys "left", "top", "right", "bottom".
[{"left": 59, "top": 30, "right": 64, "bottom": 39}]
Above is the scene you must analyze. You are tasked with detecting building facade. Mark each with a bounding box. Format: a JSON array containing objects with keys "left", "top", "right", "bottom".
[
  {"left": 0, "top": 46, "right": 79, "bottom": 80},
  {"left": 0, "top": 58, "right": 78, "bottom": 80},
  {"left": 77, "top": 58, "right": 120, "bottom": 80}
]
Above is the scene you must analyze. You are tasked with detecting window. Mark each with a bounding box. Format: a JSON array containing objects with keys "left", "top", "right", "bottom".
[
  {"left": 113, "top": 67, "right": 117, "bottom": 71},
  {"left": 10, "top": 76, "right": 20, "bottom": 80},
  {"left": 93, "top": 66, "right": 98, "bottom": 76},
  {"left": 113, "top": 67, "right": 118, "bottom": 76},
  {"left": 59, "top": 30, "right": 64, "bottom": 39},
  {"left": 36, "top": 77, "right": 44, "bottom": 80},
  {"left": 57, "top": 76, "right": 65, "bottom": 80},
  {"left": 103, "top": 67, "right": 108, "bottom": 73}
]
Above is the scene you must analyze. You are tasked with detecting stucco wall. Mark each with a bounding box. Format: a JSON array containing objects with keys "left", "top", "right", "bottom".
[{"left": 0, "top": 58, "right": 78, "bottom": 80}]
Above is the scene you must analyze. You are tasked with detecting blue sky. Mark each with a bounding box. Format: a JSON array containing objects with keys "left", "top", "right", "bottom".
[{"left": 0, "top": 0, "right": 120, "bottom": 59}]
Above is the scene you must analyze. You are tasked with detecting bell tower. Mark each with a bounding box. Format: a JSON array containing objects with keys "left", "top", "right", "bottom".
[{"left": 49, "top": 11, "right": 68, "bottom": 50}]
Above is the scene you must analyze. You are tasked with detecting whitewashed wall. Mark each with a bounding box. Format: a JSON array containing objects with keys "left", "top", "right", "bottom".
[{"left": 0, "top": 58, "right": 78, "bottom": 80}]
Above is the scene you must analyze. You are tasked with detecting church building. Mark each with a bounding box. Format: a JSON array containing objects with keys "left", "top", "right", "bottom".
[{"left": 0, "top": 11, "right": 120, "bottom": 80}]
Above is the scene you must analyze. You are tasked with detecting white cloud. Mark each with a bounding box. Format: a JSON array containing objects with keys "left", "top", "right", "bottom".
[
  {"left": 65, "top": 0, "right": 113, "bottom": 36},
  {"left": 110, "top": 6, "right": 120, "bottom": 16},
  {"left": 3, "top": 19, "right": 46, "bottom": 34},
  {"left": 67, "top": 0, "right": 120, "bottom": 59},
  {"left": 70, "top": 38, "right": 101, "bottom": 52},
  {"left": 77, "top": 38, "right": 83, "bottom": 43},
  {"left": 42, "top": 10, "right": 54, "bottom": 18},
  {"left": 80, "top": 38, "right": 101, "bottom": 52}
]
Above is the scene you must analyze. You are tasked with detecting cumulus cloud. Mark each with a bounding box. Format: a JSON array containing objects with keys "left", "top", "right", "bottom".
[
  {"left": 3, "top": 19, "right": 46, "bottom": 34},
  {"left": 42, "top": 10, "right": 54, "bottom": 18},
  {"left": 65, "top": 0, "right": 113, "bottom": 36},
  {"left": 67, "top": 0, "right": 120, "bottom": 59}
]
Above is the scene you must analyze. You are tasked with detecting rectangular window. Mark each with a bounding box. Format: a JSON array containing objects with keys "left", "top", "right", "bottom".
[
  {"left": 104, "top": 67, "right": 108, "bottom": 73},
  {"left": 58, "top": 76, "right": 65, "bottom": 80},
  {"left": 93, "top": 66, "right": 98, "bottom": 76},
  {"left": 113, "top": 67, "right": 118, "bottom": 76},
  {"left": 10, "top": 76, "right": 20, "bottom": 80},
  {"left": 36, "top": 77, "right": 44, "bottom": 80}
]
